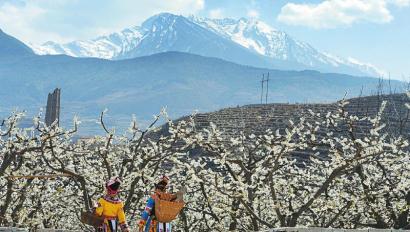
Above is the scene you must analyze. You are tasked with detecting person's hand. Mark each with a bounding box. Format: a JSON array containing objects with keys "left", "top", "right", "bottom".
[
  {"left": 175, "top": 186, "right": 187, "bottom": 202},
  {"left": 91, "top": 201, "right": 98, "bottom": 213},
  {"left": 138, "top": 219, "right": 146, "bottom": 232},
  {"left": 120, "top": 223, "right": 129, "bottom": 232},
  {"left": 179, "top": 186, "right": 187, "bottom": 193}
]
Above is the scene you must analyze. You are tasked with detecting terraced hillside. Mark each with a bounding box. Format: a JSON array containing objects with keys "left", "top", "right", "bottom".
[
  {"left": 188, "top": 93, "right": 408, "bottom": 137},
  {"left": 154, "top": 93, "right": 410, "bottom": 161}
]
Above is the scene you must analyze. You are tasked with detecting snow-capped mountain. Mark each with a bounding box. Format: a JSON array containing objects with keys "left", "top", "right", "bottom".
[
  {"left": 30, "top": 13, "right": 383, "bottom": 77},
  {"left": 113, "top": 13, "right": 272, "bottom": 67},
  {"left": 191, "top": 17, "right": 378, "bottom": 74},
  {"left": 32, "top": 27, "right": 143, "bottom": 59}
]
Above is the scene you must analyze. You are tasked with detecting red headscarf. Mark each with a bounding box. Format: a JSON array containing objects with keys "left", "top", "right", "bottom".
[{"left": 106, "top": 177, "right": 121, "bottom": 195}]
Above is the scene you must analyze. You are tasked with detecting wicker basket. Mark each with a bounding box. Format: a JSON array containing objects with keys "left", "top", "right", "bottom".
[
  {"left": 154, "top": 193, "right": 185, "bottom": 223},
  {"left": 80, "top": 211, "right": 105, "bottom": 227}
]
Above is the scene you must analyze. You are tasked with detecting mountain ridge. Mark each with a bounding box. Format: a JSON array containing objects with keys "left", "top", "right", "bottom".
[
  {"left": 30, "top": 13, "right": 383, "bottom": 77},
  {"left": 0, "top": 28, "right": 34, "bottom": 59}
]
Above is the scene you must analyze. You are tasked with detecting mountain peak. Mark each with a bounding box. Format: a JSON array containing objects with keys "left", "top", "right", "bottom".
[
  {"left": 143, "top": 12, "right": 183, "bottom": 23},
  {"left": 152, "top": 12, "right": 179, "bottom": 18},
  {"left": 238, "top": 17, "right": 249, "bottom": 22},
  {"left": 141, "top": 12, "right": 188, "bottom": 31},
  {"left": 43, "top": 41, "right": 58, "bottom": 46}
]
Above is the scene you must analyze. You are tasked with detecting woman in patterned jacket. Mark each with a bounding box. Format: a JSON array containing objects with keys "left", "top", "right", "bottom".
[{"left": 138, "top": 175, "right": 176, "bottom": 232}]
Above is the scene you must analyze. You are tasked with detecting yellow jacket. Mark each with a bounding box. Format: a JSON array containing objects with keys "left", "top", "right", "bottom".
[{"left": 95, "top": 195, "right": 127, "bottom": 225}]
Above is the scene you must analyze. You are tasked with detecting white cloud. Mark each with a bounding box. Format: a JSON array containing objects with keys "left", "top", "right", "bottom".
[
  {"left": 0, "top": 1, "right": 71, "bottom": 43},
  {"left": 247, "top": 9, "right": 260, "bottom": 18},
  {"left": 209, "top": 8, "right": 224, "bottom": 19},
  {"left": 277, "top": 0, "right": 408, "bottom": 29},
  {"left": 150, "top": 0, "right": 205, "bottom": 14},
  {"left": 388, "top": 0, "right": 410, "bottom": 7}
]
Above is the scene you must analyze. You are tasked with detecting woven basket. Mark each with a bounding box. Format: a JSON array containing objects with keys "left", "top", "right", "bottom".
[
  {"left": 154, "top": 193, "right": 185, "bottom": 223},
  {"left": 80, "top": 211, "right": 105, "bottom": 227}
]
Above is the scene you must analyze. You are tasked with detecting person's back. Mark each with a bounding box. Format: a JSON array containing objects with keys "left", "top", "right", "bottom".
[{"left": 138, "top": 175, "right": 175, "bottom": 232}]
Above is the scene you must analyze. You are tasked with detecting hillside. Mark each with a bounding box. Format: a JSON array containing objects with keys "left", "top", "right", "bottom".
[
  {"left": 0, "top": 29, "right": 34, "bottom": 60},
  {"left": 189, "top": 93, "right": 409, "bottom": 136},
  {"left": 0, "top": 30, "right": 405, "bottom": 135},
  {"left": 153, "top": 93, "right": 409, "bottom": 160},
  {"left": 1, "top": 51, "right": 404, "bottom": 135}
]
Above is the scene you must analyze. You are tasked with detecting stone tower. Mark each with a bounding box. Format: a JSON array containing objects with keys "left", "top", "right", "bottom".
[{"left": 45, "top": 88, "right": 61, "bottom": 126}]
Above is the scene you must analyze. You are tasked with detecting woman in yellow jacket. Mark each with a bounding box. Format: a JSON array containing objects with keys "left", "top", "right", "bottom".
[{"left": 95, "top": 177, "right": 130, "bottom": 232}]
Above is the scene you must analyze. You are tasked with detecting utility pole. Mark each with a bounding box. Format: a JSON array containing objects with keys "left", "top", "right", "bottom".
[
  {"left": 261, "top": 74, "right": 265, "bottom": 104},
  {"left": 265, "top": 72, "right": 269, "bottom": 104}
]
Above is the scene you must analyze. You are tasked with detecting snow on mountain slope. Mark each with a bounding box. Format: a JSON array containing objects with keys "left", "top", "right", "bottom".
[
  {"left": 30, "top": 13, "right": 384, "bottom": 77},
  {"left": 31, "top": 26, "right": 143, "bottom": 59},
  {"left": 191, "top": 17, "right": 385, "bottom": 77}
]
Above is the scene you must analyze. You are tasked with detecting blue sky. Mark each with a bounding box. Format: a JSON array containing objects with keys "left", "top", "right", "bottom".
[{"left": 0, "top": 0, "right": 409, "bottom": 79}]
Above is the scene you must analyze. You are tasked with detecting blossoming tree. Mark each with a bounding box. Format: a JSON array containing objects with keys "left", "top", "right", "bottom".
[{"left": 0, "top": 93, "right": 409, "bottom": 231}]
